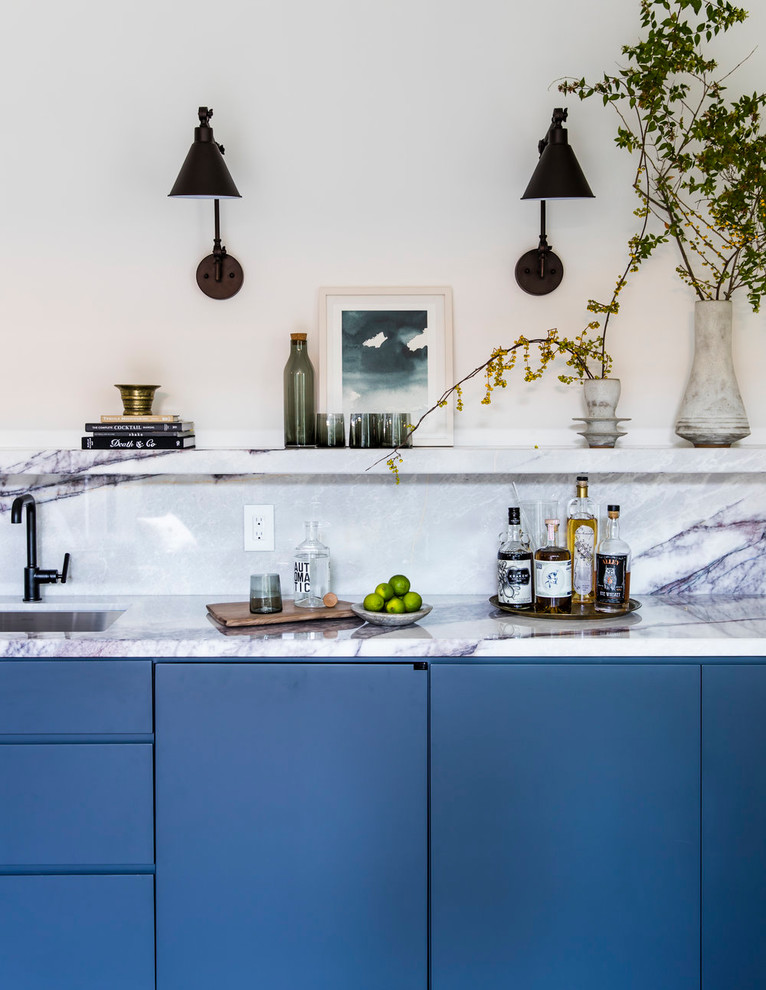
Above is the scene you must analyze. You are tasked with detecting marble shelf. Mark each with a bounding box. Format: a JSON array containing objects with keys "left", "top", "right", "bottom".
[{"left": 0, "top": 445, "right": 765, "bottom": 477}]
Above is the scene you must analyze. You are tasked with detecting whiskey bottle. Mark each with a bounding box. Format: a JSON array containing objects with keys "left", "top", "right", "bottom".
[
  {"left": 595, "top": 505, "right": 631, "bottom": 612},
  {"left": 566, "top": 475, "right": 598, "bottom": 605},
  {"left": 534, "top": 518, "right": 572, "bottom": 614},
  {"left": 497, "top": 507, "right": 533, "bottom": 609}
]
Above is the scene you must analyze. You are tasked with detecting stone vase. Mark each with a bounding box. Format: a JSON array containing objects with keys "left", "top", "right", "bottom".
[
  {"left": 573, "top": 377, "right": 630, "bottom": 448},
  {"left": 675, "top": 300, "right": 750, "bottom": 447}
]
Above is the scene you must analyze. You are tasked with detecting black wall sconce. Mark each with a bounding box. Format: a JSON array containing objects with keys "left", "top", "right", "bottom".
[
  {"left": 515, "top": 107, "right": 594, "bottom": 296},
  {"left": 169, "top": 107, "right": 243, "bottom": 300}
]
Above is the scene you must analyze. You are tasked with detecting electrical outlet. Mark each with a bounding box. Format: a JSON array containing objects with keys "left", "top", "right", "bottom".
[{"left": 243, "top": 504, "right": 275, "bottom": 551}]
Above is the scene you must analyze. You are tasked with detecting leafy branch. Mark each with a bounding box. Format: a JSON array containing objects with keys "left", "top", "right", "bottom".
[{"left": 560, "top": 0, "right": 766, "bottom": 311}]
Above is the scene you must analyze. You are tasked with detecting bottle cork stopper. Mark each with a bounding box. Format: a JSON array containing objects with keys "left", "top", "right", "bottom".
[
  {"left": 290, "top": 332, "right": 308, "bottom": 340},
  {"left": 322, "top": 592, "right": 338, "bottom": 608}
]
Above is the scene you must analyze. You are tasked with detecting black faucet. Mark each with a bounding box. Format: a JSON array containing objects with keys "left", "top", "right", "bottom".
[{"left": 10, "top": 493, "right": 71, "bottom": 602}]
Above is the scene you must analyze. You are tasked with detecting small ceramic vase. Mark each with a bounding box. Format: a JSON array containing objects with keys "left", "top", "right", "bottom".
[{"left": 573, "top": 378, "right": 630, "bottom": 448}]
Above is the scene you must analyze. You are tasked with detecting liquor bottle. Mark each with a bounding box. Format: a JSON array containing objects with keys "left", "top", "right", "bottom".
[
  {"left": 566, "top": 475, "right": 598, "bottom": 605},
  {"left": 293, "top": 520, "right": 330, "bottom": 608},
  {"left": 283, "top": 332, "right": 316, "bottom": 447},
  {"left": 497, "top": 507, "right": 533, "bottom": 609},
  {"left": 534, "top": 518, "right": 572, "bottom": 614},
  {"left": 595, "top": 505, "right": 632, "bottom": 612}
]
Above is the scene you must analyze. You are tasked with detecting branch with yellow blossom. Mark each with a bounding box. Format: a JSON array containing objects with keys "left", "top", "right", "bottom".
[
  {"left": 369, "top": 212, "right": 646, "bottom": 481},
  {"left": 370, "top": 330, "right": 601, "bottom": 481}
]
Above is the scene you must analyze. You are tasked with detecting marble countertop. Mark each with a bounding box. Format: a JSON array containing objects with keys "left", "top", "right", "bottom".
[{"left": 1, "top": 593, "right": 766, "bottom": 660}]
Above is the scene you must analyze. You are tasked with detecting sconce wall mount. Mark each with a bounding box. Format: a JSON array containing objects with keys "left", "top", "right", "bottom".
[{"left": 169, "top": 107, "right": 243, "bottom": 300}]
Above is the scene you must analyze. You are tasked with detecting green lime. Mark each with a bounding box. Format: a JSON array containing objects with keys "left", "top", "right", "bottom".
[
  {"left": 385, "top": 596, "right": 406, "bottom": 614},
  {"left": 389, "top": 574, "right": 411, "bottom": 597},
  {"left": 363, "top": 593, "right": 385, "bottom": 612},
  {"left": 403, "top": 591, "right": 423, "bottom": 612},
  {"left": 375, "top": 582, "right": 394, "bottom": 602}
]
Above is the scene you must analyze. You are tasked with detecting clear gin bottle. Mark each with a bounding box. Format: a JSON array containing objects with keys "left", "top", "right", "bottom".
[{"left": 293, "top": 521, "right": 330, "bottom": 608}]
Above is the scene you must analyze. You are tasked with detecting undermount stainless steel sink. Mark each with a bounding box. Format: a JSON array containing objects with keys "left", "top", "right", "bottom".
[{"left": 0, "top": 606, "right": 126, "bottom": 633}]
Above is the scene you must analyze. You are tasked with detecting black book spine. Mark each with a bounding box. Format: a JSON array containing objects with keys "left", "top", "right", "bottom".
[{"left": 81, "top": 435, "right": 195, "bottom": 450}]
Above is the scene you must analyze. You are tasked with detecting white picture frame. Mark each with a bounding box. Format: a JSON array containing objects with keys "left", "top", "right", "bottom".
[{"left": 318, "top": 286, "right": 454, "bottom": 446}]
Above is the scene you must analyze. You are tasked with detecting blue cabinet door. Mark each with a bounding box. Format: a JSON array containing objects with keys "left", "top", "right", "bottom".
[
  {"left": 0, "top": 743, "right": 154, "bottom": 865},
  {"left": 702, "top": 664, "right": 766, "bottom": 990},
  {"left": 0, "top": 875, "right": 154, "bottom": 990},
  {"left": 155, "top": 662, "right": 427, "bottom": 990},
  {"left": 431, "top": 663, "right": 700, "bottom": 990}
]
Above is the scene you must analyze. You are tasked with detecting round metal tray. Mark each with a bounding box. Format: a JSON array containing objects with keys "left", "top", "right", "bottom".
[{"left": 489, "top": 596, "right": 641, "bottom": 620}]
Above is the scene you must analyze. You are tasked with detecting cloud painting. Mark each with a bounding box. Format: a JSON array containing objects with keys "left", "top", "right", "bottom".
[{"left": 341, "top": 309, "right": 429, "bottom": 413}]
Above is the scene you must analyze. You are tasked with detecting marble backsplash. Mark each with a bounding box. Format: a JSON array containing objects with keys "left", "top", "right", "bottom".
[{"left": 0, "top": 466, "right": 764, "bottom": 600}]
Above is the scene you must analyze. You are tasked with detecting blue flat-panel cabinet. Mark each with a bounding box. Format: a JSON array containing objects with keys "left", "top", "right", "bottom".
[
  {"left": 155, "top": 662, "right": 428, "bottom": 990},
  {"left": 0, "top": 743, "right": 154, "bottom": 865},
  {"left": 431, "top": 663, "right": 701, "bottom": 990},
  {"left": 702, "top": 664, "right": 766, "bottom": 990},
  {"left": 0, "top": 875, "right": 155, "bottom": 990},
  {"left": 0, "top": 661, "right": 155, "bottom": 990}
]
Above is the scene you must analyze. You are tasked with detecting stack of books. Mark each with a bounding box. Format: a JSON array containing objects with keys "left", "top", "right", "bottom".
[{"left": 81, "top": 414, "right": 196, "bottom": 450}]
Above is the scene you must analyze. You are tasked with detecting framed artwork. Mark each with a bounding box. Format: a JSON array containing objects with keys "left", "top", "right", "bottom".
[{"left": 318, "top": 286, "right": 454, "bottom": 446}]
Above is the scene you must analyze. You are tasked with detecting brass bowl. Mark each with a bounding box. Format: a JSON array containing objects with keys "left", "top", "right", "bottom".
[{"left": 114, "top": 384, "right": 161, "bottom": 416}]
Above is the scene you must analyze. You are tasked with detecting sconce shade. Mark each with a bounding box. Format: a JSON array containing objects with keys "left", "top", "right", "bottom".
[
  {"left": 521, "top": 123, "right": 594, "bottom": 201},
  {"left": 168, "top": 110, "right": 241, "bottom": 199}
]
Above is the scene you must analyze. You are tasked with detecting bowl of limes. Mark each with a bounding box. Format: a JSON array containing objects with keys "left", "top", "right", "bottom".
[{"left": 351, "top": 574, "right": 432, "bottom": 627}]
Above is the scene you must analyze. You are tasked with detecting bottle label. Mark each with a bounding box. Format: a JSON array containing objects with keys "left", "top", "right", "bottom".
[
  {"left": 294, "top": 560, "right": 311, "bottom": 595},
  {"left": 535, "top": 560, "right": 572, "bottom": 598},
  {"left": 572, "top": 524, "right": 595, "bottom": 595},
  {"left": 596, "top": 554, "right": 629, "bottom": 604},
  {"left": 497, "top": 559, "right": 532, "bottom": 605}
]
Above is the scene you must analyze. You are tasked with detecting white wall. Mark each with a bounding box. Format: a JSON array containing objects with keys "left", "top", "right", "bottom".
[{"left": 2, "top": 0, "right": 765, "bottom": 448}]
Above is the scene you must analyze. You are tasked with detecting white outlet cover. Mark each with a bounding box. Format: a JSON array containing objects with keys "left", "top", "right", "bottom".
[{"left": 243, "top": 504, "right": 275, "bottom": 551}]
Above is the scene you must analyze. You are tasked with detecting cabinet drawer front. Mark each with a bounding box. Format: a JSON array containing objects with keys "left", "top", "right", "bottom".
[
  {"left": 0, "top": 661, "right": 152, "bottom": 734},
  {"left": 0, "top": 743, "right": 154, "bottom": 865},
  {"left": 0, "top": 874, "right": 154, "bottom": 990}
]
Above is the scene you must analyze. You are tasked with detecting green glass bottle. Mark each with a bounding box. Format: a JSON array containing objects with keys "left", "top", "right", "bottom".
[{"left": 283, "top": 332, "right": 316, "bottom": 447}]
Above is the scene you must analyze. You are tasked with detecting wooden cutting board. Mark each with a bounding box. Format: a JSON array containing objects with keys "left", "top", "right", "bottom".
[{"left": 207, "top": 599, "right": 358, "bottom": 628}]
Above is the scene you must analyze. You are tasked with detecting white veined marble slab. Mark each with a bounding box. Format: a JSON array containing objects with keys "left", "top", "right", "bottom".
[
  {"left": 0, "top": 445, "right": 765, "bottom": 477},
  {"left": 0, "top": 594, "right": 765, "bottom": 659}
]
